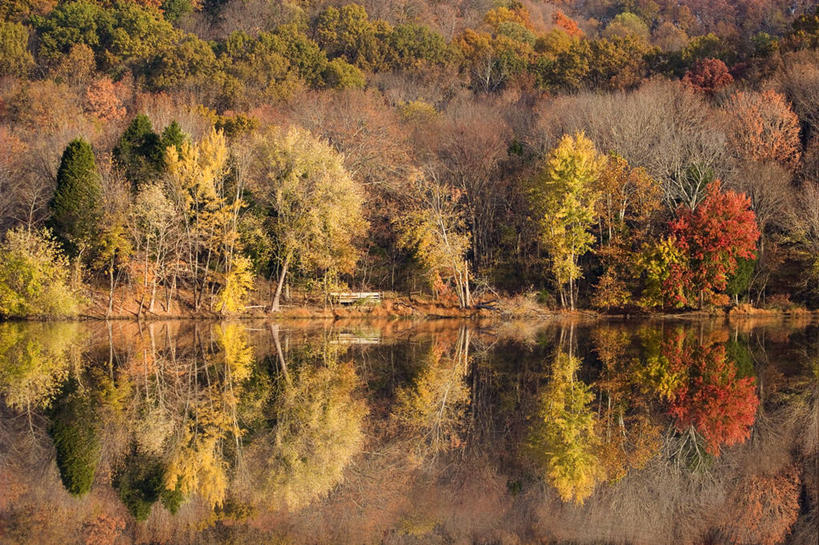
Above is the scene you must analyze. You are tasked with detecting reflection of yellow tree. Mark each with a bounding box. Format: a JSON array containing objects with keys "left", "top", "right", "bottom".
[
  {"left": 393, "top": 327, "right": 470, "bottom": 457},
  {"left": 0, "top": 322, "right": 81, "bottom": 412},
  {"left": 164, "top": 323, "right": 253, "bottom": 509},
  {"left": 165, "top": 393, "right": 232, "bottom": 509},
  {"left": 632, "top": 326, "right": 688, "bottom": 401},
  {"left": 527, "top": 349, "right": 602, "bottom": 504},
  {"left": 263, "top": 346, "right": 367, "bottom": 510}
]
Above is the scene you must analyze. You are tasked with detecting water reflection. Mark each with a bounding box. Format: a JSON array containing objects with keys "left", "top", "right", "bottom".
[{"left": 0, "top": 318, "right": 816, "bottom": 544}]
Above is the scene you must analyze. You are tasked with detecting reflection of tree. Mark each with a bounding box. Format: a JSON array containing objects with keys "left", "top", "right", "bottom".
[
  {"left": 663, "top": 331, "right": 759, "bottom": 457},
  {"left": 113, "top": 448, "right": 165, "bottom": 521},
  {"left": 527, "top": 330, "right": 602, "bottom": 504},
  {"left": 160, "top": 323, "right": 254, "bottom": 510},
  {"left": 592, "top": 326, "right": 662, "bottom": 481},
  {"left": 393, "top": 326, "right": 470, "bottom": 458},
  {"left": 257, "top": 337, "right": 367, "bottom": 510},
  {"left": 164, "top": 393, "right": 232, "bottom": 510},
  {"left": 0, "top": 322, "right": 81, "bottom": 413},
  {"left": 49, "top": 380, "right": 101, "bottom": 497},
  {"left": 718, "top": 465, "right": 801, "bottom": 545}
]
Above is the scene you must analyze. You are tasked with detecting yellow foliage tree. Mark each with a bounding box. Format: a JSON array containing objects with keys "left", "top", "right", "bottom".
[
  {"left": 249, "top": 127, "right": 368, "bottom": 310},
  {"left": 529, "top": 132, "right": 603, "bottom": 310},
  {"left": 396, "top": 174, "right": 472, "bottom": 307},
  {"left": 166, "top": 128, "right": 244, "bottom": 312}
]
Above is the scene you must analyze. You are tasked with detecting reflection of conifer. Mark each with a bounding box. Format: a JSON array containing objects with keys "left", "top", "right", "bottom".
[
  {"left": 48, "top": 379, "right": 101, "bottom": 497},
  {"left": 113, "top": 446, "right": 166, "bottom": 521}
]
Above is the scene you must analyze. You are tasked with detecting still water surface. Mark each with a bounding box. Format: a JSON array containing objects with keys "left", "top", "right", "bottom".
[{"left": 0, "top": 317, "right": 816, "bottom": 545}]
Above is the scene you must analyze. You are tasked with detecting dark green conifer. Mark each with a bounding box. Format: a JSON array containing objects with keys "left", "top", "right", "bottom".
[
  {"left": 113, "top": 114, "right": 164, "bottom": 188},
  {"left": 50, "top": 137, "right": 102, "bottom": 256}
]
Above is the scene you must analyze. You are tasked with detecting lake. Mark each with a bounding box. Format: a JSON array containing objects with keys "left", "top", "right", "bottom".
[{"left": 0, "top": 317, "right": 816, "bottom": 545}]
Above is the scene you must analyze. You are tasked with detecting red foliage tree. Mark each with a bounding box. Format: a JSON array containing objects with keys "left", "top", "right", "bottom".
[
  {"left": 682, "top": 58, "right": 734, "bottom": 94},
  {"left": 665, "top": 336, "right": 759, "bottom": 455},
  {"left": 666, "top": 181, "right": 760, "bottom": 307}
]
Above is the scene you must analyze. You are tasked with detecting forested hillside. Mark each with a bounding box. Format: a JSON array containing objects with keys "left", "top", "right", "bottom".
[{"left": 1, "top": 0, "right": 818, "bottom": 317}]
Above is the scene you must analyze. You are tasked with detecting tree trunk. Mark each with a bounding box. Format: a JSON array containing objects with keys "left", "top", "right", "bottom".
[
  {"left": 270, "top": 255, "right": 290, "bottom": 312},
  {"left": 464, "top": 261, "right": 471, "bottom": 307},
  {"left": 107, "top": 256, "right": 115, "bottom": 319}
]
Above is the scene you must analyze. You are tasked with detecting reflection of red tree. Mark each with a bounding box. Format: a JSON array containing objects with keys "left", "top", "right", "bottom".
[{"left": 666, "top": 339, "right": 759, "bottom": 456}]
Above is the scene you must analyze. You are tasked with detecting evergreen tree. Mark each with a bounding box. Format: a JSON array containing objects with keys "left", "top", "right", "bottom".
[
  {"left": 160, "top": 120, "right": 186, "bottom": 155},
  {"left": 113, "top": 114, "right": 164, "bottom": 188},
  {"left": 50, "top": 138, "right": 102, "bottom": 256}
]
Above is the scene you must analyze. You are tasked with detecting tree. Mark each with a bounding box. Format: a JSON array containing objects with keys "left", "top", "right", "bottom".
[
  {"left": 160, "top": 120, "right": 186, "bottom": 153},
  {"left": 0, "top": 21, "right": 34, "bottom": 77},
  {"left": 426, "top": 103, "right": 511, "bottom": 273},
  {"left": 165, "top": 128, "right": 241, "bottom": 312},
  {"left": 682, "top": 58, "right": 733, "bottom": 94},
  {"left": 592, "top": 154, "right": 663, "bottom": 309},
  {"left": 130, "top": 182, "right": 177, "bottom": 314},
  {"left": 603, "top": 12, "right": 650, "bottom": 41},
  {"left": 0, "top": 227, "right": 80, "bottom": 318},
  {"left": 84, "top": 77, "right": 125, "bottom": 122},
  {"left": 113, "top": 114, "right": 165, "bottom": 188},
  {"left": 551, "top": 81, "right": 731, "bottom": 210},
  {"left": 248, "top": 127, "right": 367, "bottom": 311},
  {"left": 215, "top": 255, "right": 253, "bottom": 314},
  {"left": 668, "top": 181, "right": 761, "bottom": 307},
  {"left": 529, "top": 132, "right": 603, "bottom": 310},
  {"left": 722, "top": 90, "right": 802, "bottom": 170},
  {"left": 50, "top": 138, "right": 103, "bottom": 258},
  {"left": 313, "top": 3, "right": 388, "bottom": 71},
  {"left": 396, "top": 175, "right": 472, "bottom": 307}
]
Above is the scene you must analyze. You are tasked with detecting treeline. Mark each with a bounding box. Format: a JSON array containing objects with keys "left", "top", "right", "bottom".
[
  {"left": 1, "top": 1, "right": 818, "bottom": 101},
  {"left": 0, "top": 1, "right": 818, "bottom": 317}
]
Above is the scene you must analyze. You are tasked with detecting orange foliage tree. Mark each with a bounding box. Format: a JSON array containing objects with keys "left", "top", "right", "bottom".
[
  {"left": 723, "top": 89, "right": 802, "bottom": 170},
  {"left": 682, "top": 58, "right": 733, "bottom": 94},
  {"left": 84, "top": 77, "right": 126, "bottom": 122},
  {"left": 719, "top": 465, "right": 801, "bottom": 545},
  {"left": 552, "top": 10, "right": 584, "bottom": 38}
]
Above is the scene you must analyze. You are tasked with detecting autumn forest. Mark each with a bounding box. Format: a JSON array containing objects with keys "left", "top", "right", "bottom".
[
  {"left": 0, "top": 2, "right": 818, "bottom": 545},
  {"left": 0, "top": 0, "right": 818, "bottom": 316}
]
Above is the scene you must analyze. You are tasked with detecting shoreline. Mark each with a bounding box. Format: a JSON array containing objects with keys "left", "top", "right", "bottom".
[{"left": 6, "top": 297, "right": 818, "bottom": 323}]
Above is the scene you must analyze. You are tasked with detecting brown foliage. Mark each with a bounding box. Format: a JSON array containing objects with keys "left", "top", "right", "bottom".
[
  {"left": 84, "top": 77, "right": 126, "bottom": 122},
  {"left": 683, "top": 58, "right": 734, "bottom": 95},
  {"left": 723, "top": 90, "right": 802, "bottom": 170},
  {"left": 82, "top": 512, "right": 126, "bottom": 545},
  {"left": 719, "top": 465, "right": 801, "bottom": 545}
]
